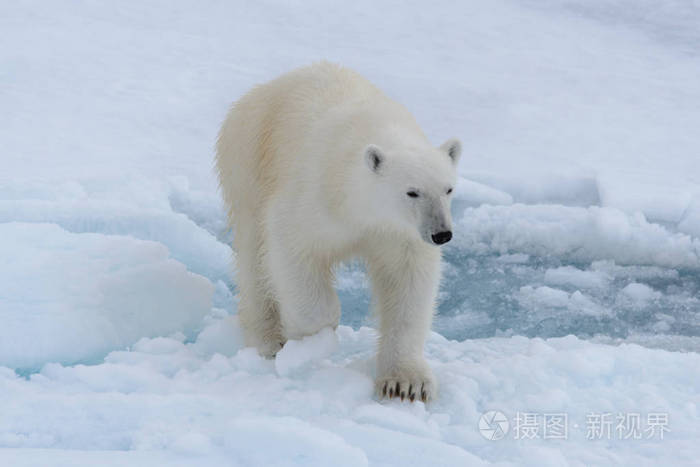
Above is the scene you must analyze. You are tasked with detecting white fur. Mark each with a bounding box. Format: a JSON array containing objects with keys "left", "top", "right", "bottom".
[{"left": 216, "top": 62, "right": 460, "bottom": 401}]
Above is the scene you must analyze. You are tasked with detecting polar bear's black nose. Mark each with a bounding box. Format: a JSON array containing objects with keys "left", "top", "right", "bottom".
[{"left": 432, "top": 231, "right": 452, "bottom": 245}]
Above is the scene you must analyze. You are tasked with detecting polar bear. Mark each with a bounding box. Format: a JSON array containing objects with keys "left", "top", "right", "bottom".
[{"left": 216, "top": 62, "right": 460, "bottom": 402}]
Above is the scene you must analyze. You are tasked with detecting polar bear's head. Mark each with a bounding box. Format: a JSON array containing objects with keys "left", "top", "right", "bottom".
[{"left": 363, "top": 138, "right": 461, "bottom": 246}]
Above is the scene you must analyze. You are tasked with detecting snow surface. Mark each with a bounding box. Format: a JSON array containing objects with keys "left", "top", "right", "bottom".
[{"left": 2, "top": 0, "right": 700, "bottom": 465}]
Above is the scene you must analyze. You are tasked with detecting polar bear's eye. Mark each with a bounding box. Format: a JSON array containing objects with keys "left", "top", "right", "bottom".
[
  {"left": 406, "top": 191, "right": 419, "bottom": 198},
  {"left": 446, "top": 188, "right": 453, "bottom": 195}
]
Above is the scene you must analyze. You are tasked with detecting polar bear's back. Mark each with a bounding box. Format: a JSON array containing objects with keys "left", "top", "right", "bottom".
[{"left": 216, "top": 62, "right": 389, "bottom": 223}]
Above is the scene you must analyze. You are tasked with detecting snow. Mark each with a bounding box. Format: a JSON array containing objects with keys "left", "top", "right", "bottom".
[
  {"left": 515, "top": 285, "right": 609, "bottom": 318},
  {"left": 2, "top": 0, "right": 700, "bottom": 464},
  {"left": 1, "top": 324, "right": 698, "bottom": 465},
  {"left": 275, "top": 327, "right": 338, "bottom": 377},
  {"left": 454, "top": 204, "right": 700, "bottom": 269},
  {"left": 620, "top": 283, "right": 662, "bottom": 306},
  {"left": 0, "top": 178, "right": 233, "bottom": 286},
  {"left": 0, "top": 222, "right": 213, "bottom": 371},
  {"left": 544, "top": 266, "right": 611, "bottom": 290}
]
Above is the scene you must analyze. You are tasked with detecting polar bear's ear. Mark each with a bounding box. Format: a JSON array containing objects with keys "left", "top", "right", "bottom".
[
  {"left": 364, "top": 144, "right": 385, "bottom": 174},
  {"left": 440, "top": 138, "right": 462, "bottom": 166}
]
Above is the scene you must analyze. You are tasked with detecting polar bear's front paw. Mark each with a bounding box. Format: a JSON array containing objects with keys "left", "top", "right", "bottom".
[
  {"left": 375, "top": 363, "right": 436, "bottom": 403},
  {"left": 257, "top": 338, "right": 286, "bottom": 359}
]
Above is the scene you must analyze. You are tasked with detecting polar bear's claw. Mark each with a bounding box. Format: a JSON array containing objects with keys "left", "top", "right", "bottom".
[{"left": 377, "top": 372, "right": 435, "bottom": 403}]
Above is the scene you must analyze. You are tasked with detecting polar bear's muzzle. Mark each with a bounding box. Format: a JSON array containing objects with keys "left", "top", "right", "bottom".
[{"left": 420, "top": 197, "right": 453, "bottom": 246}]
